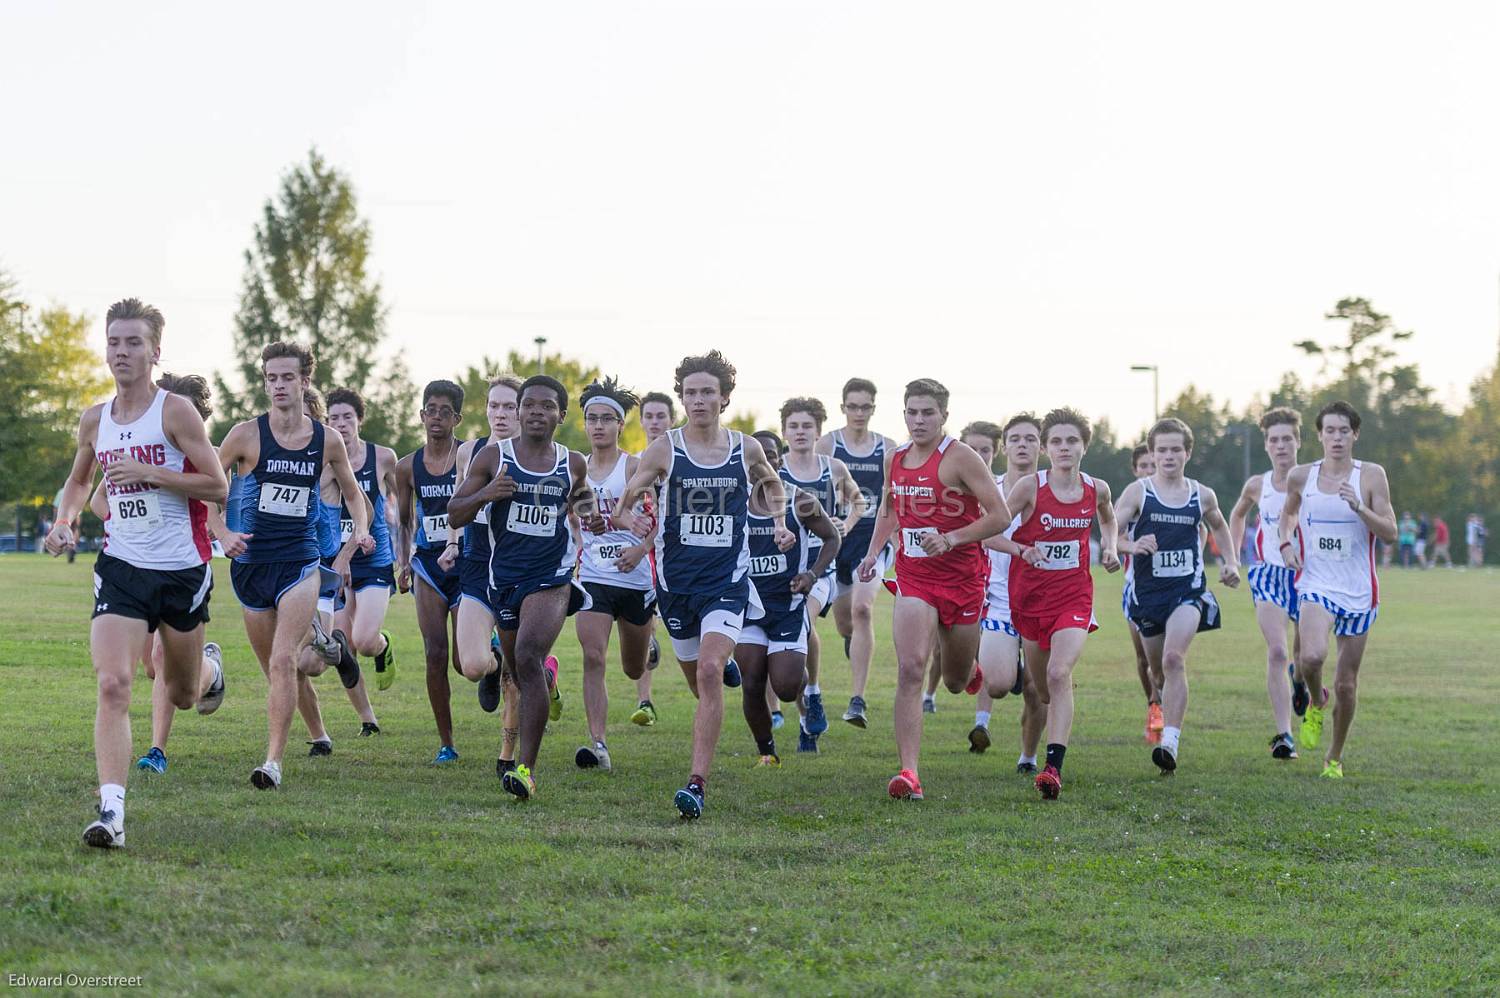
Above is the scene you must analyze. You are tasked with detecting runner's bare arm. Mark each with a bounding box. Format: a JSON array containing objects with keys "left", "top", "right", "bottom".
[
  {"left": 937, "top": 443, "right": 1010, "bottom": 549},
  {"left": 1355, "top": 462, "right": 1398, "bottom": 545},
  {"left": 1094, "top": 479, "right": 1120, "bottom": 571},
  {"left": 1276, "top": 465, "right": 1310, "bottom": 570},
  {"left": 46, "top": 406, "right": 103, "bottom": 554},
  {"left": 800, "top": 489, "right": 841, "bottom": 575},
  {"left": 325, "top": 432, "right": 371, "bottom": 551},
  {"left": 566, "top": 452, "right": 605, "bottom": 533},
  {"left": 1113, "top": 479, "right": 1144, "bottom": 555},
  {"left": 743, "top": 434, "right": 793, "bottom": 546},
  {"left": 447, "top": 445, "right": 508, "bottom": 528},
  {"left": 612, "top": 434, "right": 671, "bottom": 535},
  {"left": 856, "top": 451, "right": 899, "bottom": 580},
  {"left": 830, "top": 457, "right": 866, "bottom": 534},
  {"left": 814, "top": 432, "right": 834, "bottom": 457},
  {"left": 1228, "top": 474, "right": 1260, "bottom": 559},
  {"left": 393, "top": 453, "right": 416, "bottom": 589},
  {"left": 1200, "top": 485, "right": 1240, "bottom": 585},
  {"left": 116, "top": 393, "right": 228, "bottom": 503}
]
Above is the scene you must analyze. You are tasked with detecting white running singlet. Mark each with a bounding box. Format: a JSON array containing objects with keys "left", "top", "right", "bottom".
[
  {"left": 1295, "top": 461, "right": 1377, "bottom": 613},
  {"left": 96, "top": 389, "right": 211, "bottom": 570},
  {"left": 984, "top": 476, "right": 1021, "bottom": 623},
  {"left": 1255, "top": 470, "right": 1292, "bottom": 568},
  {"left": 578, "top": 451, "right": 654, "bottom": 591}
]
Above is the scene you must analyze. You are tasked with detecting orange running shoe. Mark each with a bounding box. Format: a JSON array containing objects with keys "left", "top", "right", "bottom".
[
  {"left": 1035, "top": 764, "right": 1062, "bottom": 800},
  {"left": 1146, "top": 702, "right": 1165, "bottom": 744},
  {"left": 887, "top": 769, "right": 924, "bottom": 800},
  {"left": 965, "top": 663, "right": 984, "bottom": 696}
]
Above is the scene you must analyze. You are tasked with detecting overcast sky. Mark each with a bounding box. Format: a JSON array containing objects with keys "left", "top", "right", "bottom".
[{"left": 5, "top": 1, "right": 1499, "bottom": 441}]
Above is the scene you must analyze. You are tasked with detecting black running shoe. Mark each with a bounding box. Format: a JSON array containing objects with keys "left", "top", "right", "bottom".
[
  {"left": 478, "top": 667, "right": 502, "bottom": 714},
  {"left": 307, "top": 739, "right": 333, "bottom": 757},
  {"left": 332, "top": 630, "right": 360, "bottom": 690},
  {"left": 359, "top": 722, "right": 380, "bottom": 737},
  {"left": 1270, "top": 732, "right": 1298, "bottom": 760},
  {"left": 1290, "top": 664, "right": 1310, "bottom": 718},
  {"left": 496, "top": 757, "right": 517, "bottom": 782},
  {"left": 647, "top": 634, "right": 660, "bottom": 671},
  {"left": 968, "top": 725, "right": 991, "bottom": 754},
  {"left": 1152, "top": 744, "right": 1178, "bottom": 773},
  {"left": 1016, "top": 761, "right": 1038, "bottom": 775}
]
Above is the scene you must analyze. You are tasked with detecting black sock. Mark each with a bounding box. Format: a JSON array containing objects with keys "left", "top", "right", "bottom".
[
  {"left": 756, "top": 735, "right": 776, "bottom": 756},
  {"left": 1046, "top": 743, "right": 1067, "bottom": 772}
]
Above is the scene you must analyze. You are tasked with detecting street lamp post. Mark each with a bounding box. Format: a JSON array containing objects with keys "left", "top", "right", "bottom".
[
  {"left": 534, "top": 336, "right": 548, "bottom": 375},
  {"left": 1131, "top": 364, "right": 1159, "bottom": 422}
]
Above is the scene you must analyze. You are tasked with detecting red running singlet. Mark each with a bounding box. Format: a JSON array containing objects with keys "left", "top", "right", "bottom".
[
  {"left": 889, "top": 436, "right": 987, "bottom": 625},
  {"left": 1008, "top": 469, "right": 1099, "bottom": 647}
]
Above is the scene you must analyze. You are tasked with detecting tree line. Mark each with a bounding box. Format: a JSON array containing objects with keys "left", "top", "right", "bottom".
[{"left": 2, "top": 151, "right": 1495, "bottom": 557}]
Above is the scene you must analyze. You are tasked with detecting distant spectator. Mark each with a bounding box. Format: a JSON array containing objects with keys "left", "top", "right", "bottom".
[
  {"left": 1467, "top": 514, "right": 1487, "bottom": 567},
  {"left": 1414, "top": 513, "right": 1429, "bottom": 567},
  {"left": 1431, "top": 515, "right": 1452, "bottom": 567},
  {"left": 1398, "top": 512, "right": 1417, "bottom": 567}
]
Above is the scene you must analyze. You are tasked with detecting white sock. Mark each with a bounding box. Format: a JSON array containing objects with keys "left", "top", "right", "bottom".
[
  {"left": 100, "top": 783, "right": 125, "bottom": 821},
  {"left": 923, "top": 693, "right": 936, "bottom": 704},
  {"left": 975, "top": 710, "right": 991, "bottom": 728},
  {"left": 805, "top": 683, "right": 820, "bottom": 695},
  {"left": 312, "top": 736, "right": 332, "bottom": 747},
  {"left": 1017, "top": 754, "right": 1036, "bottom": 766},
  {"left": 1162, "top": 726, "right": 1181, "bottom": 753}
]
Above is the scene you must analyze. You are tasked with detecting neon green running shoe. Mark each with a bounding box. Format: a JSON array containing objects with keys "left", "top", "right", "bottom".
[
  {"left": 502, "top": 763, "right": 537, "bottom": 800},
  {"left": 373, "top": 630, "right": 395, "bottom": 691},
  {"left": 630, "top": 700, "right": 657, "bottom": 727},
  {"left": 1301, "top": 695, "right": 1325, "bottom": 750},
  {"left": 1320, "top": 759, "right": 1344, "bottom": 780}
]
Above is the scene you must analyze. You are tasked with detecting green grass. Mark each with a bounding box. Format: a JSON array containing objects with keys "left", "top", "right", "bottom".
[{"left": 1, "top": 553, "right": 1497, "bottom": 995}]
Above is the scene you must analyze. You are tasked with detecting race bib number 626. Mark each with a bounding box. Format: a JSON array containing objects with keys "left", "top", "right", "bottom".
[{"left": 109, "top": 490, "right": 163, "bottom": 534}]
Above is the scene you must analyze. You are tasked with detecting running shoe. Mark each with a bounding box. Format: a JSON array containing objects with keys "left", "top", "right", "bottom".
[
  {"left": 373, "top": 629, "right": 395, "bottom": 691},
  {"left": 1146, "top": 702, "right": 1165, "bottom": 744},
  {"left": 1035, "top": 764, "right": 1062, "bottom": 800},
  {"left": 196, "top": 642, "right": 226, "bottom": 714},
  {"left": 502, "top": 763, "right": 537, "bottom": 800},
  {"left": 307, "top": 739, "right": 333, "bottom": 757},
  {"left": 1152, "top": 743, "right": 1178, "bottom": 774},
  {"left": 135, "top": 746, "right": 167, "bottom": 773},
  {"left": 250, "top": 760, "right": 282, "bottom": 790},
  {"left": 922, "top": 696, "right": 937, "bottom": 715},
  {"left": 545, "top": 655, "right": 563, "bottom": 721},
  {"left": 804, "top": 691, "right": 829, "bottom": 736},
  {"left": 797, "top": 728, "right": 818, "bottom": 753},
  {"left": 82, "top": 806, "right": 124, "bottom": 849},
  {"left": 332, "top": 629, "right": 360, "bottom": 689},
  {"left": 1010, "top": 659, "right": 1025, "bottom": 697},
  {"left": 1270, "top": 733, "right": 1297, "bottom": 760},
  {"left": 968, "top": 725, "right": 991, "bottom": 754},
  {"left": 965, "top": 663, "right": 984, "bottom": 696},
  {"left": 1290, "top": 663, "right": 1310, "bottom": 718},
  {"left": 496, "top": 757, "right": 516, "bottom": 781},
  {"left": 1320, "top": 759, "right": 1344, "bottom": 780},
  {"left": 842, "top": 695, "right": 868, "bottom": 729},
  {"left": 771, "top": 710, "right": 784, "bottom": 731},
  {"left": 630, "top": 700, "right": 657, "bottom": 727},
  {"left": 1016, "top": 760, "right": 1038, "bottom": 775},
  {"left": 575, "top": 742, "right": 612, "bottom": 771},
  {"left": 433, "top": 745, "right": 459, "bottom": 764},
  {"left": 887, "top": 768, "right": 924, "bottom": 801},
  {"left": 675, "top": 783, "right": 705, "bottom": 820},
  {"left": 647, "top": 634, "right": 660, "bottom": 670},
  {"left": 359, "top": 722, "right": 380, "bottom": 737},
  {"left": 723, "top": 657, "right": 742, "bottom": 689},
  {"left": 478, "top": 666, "right": 502, "bottom": 714},
  {"left": 756, "top": 753, "right": 781, "bottom": 768},
  {"left": 1301, "top": 692, "right": 1327, "bottom": 749}
]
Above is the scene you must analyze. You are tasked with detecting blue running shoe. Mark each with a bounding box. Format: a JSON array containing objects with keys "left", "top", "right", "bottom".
[
  {"left": 804, "top": 692, "right": 829, "bottom": 736},
  {"left": 771, "top": 710, "right": 784, "bottom": 731},
  {"left": 723, "top": 658, "right": 742, "bottom": 688},
  {"left": 674, "top": 783, "right": 705, "bottom": 820},
  {"left": 798, "top": 727, "right": 819, "bottom": 753},
  {"left": 434, "top": 745, "right": 459, "bottom": 764},
  {"left": 135, "top": 746, "right": 167, "bottom": 774}
]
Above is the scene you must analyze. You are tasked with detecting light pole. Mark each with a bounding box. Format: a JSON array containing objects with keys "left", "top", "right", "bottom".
[
  {"left": 1131, "top": 364, "right": 1159, "bottom": 422},
  {"left": 534, "top": 335, "right": 548, "bottom": 375}
]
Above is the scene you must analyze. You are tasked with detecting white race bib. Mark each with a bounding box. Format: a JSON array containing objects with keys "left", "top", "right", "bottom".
[
  {"left": 1036, "top": 539, "right": 1080, "bottom": 571},
  {"left": 750, "top": 553, "right": 787, "bottom": 577},
  {"left": 680, "top": 513, "right": 732, "bottom": 547},
  {"left": 506, "top": 501, "right": 557, "bottom": 537},
  {"left": 109, "top": 490, "right": 163, "bottom": 534},
  {"left": 1312, "top": 533, "right": 1350, "bottom": 562},
  {"left": 340, "top": 518, "right": 354, "bottom": 543},
  {"left": 422, "top": 513, "right": 448, "bottom": 540},
  {"left": 259, "top": 483, "right": 309, "bottom": 518},
  {"left": 902, "top": 527, "right": 936, "bottom": 558},
  {"left": 473, "top": 504, "right": 489, "bottom": 526},
  {"left": 1151, "top": 548, "right": 1194, "bottom": 578},
  {"left": 593, "top": 541, "right": 627, "bottom": 566}
]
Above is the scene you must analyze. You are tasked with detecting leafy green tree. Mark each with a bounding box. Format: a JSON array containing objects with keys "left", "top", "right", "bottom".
[
  {"left": 213, "top": 149, "right": 418, "bottom": 452},
  {"left": 0, "top": 283, "right": 111, "bottom": 509}
]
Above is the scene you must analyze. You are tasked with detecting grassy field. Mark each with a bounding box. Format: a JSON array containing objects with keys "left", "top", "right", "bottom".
[{"left": 1, "top": 553, "right": 1497, "bottom": 995}]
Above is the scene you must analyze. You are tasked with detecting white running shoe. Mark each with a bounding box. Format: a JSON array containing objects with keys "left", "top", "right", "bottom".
[
  {"left": 83, "top": 806, "right": 124, "bottom": 849},
  {"left": 574, "top": 741, "right": 612, "bottom": 771},
  {"left": 196, "top": 643, "right": 226, "bottom": 715},
  {"left": 250, "top": 760, "right": 282, "bottom": 790}
]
